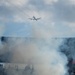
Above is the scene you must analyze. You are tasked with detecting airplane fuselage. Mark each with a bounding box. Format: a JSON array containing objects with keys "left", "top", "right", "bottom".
[{"left": 33, "top": 16, "right": 38, "bottom": 21}]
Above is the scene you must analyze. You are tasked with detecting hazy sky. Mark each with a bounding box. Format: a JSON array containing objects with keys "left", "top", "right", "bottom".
[{"left": 0, "top": 0, "right": 75, "bottom": 37}]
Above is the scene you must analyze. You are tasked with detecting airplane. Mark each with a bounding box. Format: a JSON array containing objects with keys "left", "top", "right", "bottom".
[{"left": 29, "top": 16, "right": 41, "bottom": 21}]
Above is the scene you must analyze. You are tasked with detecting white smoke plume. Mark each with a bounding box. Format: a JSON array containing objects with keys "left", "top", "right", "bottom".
[{"left": 0, "top": 37, "right": 68, "bottom": 75}]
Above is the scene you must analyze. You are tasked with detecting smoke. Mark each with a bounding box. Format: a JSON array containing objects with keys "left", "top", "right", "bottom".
[{"left": 0, "top": 37, "right": 68, "bottom": 75}]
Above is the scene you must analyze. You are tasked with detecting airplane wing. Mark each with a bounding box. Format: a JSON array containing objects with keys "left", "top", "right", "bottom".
[{"left": 36, "top": 17, "right": 41, "bottom": 20}]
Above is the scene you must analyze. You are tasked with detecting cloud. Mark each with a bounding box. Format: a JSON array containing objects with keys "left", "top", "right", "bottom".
[
  {"left": 0, "top": 0, "right": 75, "bottom": 23},
  {"left": 0, "top": 0, "right": 29, "bottom": 23},
  {"left": 53, "top": 0, "right": 75, "bottom": 23},
  {"left": 44, "top": 0, "right": 58, "bottom": 5},
  {"left": 68, "top": 0, "right": 75, "bottom": 5},
  {"left": 0, "top": 0, "right": 52, "bottom": 23},
  {"left": 0, "top": 0, "right": 28, "bottom": 7},
  {"left": 0, "top": 0, "right": 75, "bottom": 37}
]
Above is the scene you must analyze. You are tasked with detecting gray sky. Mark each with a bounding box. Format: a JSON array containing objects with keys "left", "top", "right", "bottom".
[{"left": 0, "top": 0, "right": 75, "bottom": 37}]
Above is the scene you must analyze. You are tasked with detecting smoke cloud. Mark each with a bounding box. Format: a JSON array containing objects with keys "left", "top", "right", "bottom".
[{"left": 0, "top": 37, "right": 68, "bottom": 75}]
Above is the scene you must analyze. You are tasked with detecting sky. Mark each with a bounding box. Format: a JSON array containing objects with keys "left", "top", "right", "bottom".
[{"left": 0, "top": 0, "right": 75, "bottom": 37}]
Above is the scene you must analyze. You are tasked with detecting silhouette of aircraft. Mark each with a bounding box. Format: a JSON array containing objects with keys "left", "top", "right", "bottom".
[{"left": 29, "top": 16, "right": 41, "bottom": 21}]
